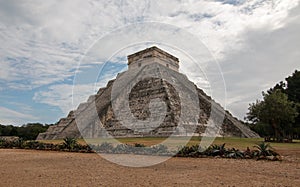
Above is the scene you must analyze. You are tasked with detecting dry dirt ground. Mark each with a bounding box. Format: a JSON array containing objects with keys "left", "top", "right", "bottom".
[{"left": 0, "top": 149, "right": 299, "bottom": 187}]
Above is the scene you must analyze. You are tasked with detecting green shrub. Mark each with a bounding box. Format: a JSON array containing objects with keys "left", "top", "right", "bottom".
[
  {"left": 225, "top": 148, "right": 244, "bottom": 159},
  {"left": 134, "top": 143, "right": 146, "bottom": 147},
  {"left": 0, "top": 137, "right": 281, "bottom": 161},
  {"left": 151, "top": 144, "right": 168, "bottom": 154},
  {"left": 205, "top": 143, "right": 226, "bottom": 157},
  {"left": 62, "top": 137, "right": 78, "bottom": 151},
  {"left": 0, "top": 138, "right": 5, "bottom": 147},
  {"left": 177, "top": 144, "right": 200, "bottom": 157},
  {"left": 113, "top": 144, "right": 130, "bottom": 154},
  {"left": 253, "top": 142, "right": 280, "bottom": 160},
  {"left": 97, "top": 142, "right": 113, "bottom": 153},
  {"left": 23, "top": 141, "right": 40, "bottom": 149}
]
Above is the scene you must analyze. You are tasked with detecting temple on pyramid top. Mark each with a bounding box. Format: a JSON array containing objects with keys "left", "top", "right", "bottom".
[{"left": 127, "top": 46, "right": 179, "bottom": 72}]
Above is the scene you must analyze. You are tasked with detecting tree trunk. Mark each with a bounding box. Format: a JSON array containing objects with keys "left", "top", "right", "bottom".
[{"left": 270, "top": 119, "right": 282, "bottom": 142}]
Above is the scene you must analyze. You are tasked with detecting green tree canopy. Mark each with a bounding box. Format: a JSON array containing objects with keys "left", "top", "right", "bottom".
[
  {"left": 246, "top": 89, "right": 298, "bottom": 142},
  {"left": 0, "top": 123, "right": 51, "bottom": 140},
  {"left": 286, "top": 70, "right": 300, "bottom": 103}
]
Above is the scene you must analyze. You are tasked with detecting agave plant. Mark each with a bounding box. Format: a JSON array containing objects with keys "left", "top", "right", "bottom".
[
  {"left": 62, "top": 137, "right": 78, "bottom": 151},
  {"left": 23, "top": 140, "right": 40, "bottom": 149},
  {"left": 98, "top": 142, "right": 114, "bottom": 153},
  {"left": 176, "top": 145, "right": 201, "bottom": 157},
  {"left": 133, "top": 143, "right": 146, "bottom": 147},
  {"left": 243, "top": 147, "right": 253, "bottom": 159},
  {"left": 113, "top": 144, "right": 130, "bottom": 154},
  {"left": 225, "top": 148, "right": 244, "bottom": 159},
  {"left": 151, "top": 144, "right": 168, "bottom": 154},
  {"left": 12, "top": 138, "right": 25, "bottom": 148},
  {"left": 253, "top": 142, "right": 279, "bottom": 159},
  {"left": 0, "top": 138, "right": 5, "bottom": 147},
  {"left": 77, "top": 144, "right": 93, "bottom": 153},
  {"left": 207, "top": 143, "right": 227, "bottom": 157}
]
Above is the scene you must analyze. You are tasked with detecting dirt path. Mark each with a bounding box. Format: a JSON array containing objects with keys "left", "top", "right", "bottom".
[{"left": 0, "top": 149, "right": 299, "bottom": 186}]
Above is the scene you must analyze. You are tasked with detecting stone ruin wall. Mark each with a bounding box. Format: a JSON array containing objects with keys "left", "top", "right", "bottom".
[{"left": 128, "top": 46, "right": 179, "bottom": 72}]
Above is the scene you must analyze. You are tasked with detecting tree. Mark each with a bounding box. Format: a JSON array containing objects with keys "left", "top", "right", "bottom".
[
  {"left": 246, "top": 90, "right": 298, "bottom": 142},
  {"left": 285, "top": 70, "right": 300, "bottom": 138},
  {"left": 0, "top": 123, "right": 51, "bottom": 140},
  {"left": 286, "top": 70, "right": 300, "bottom": 103},
  {"left": 267, "top": 81, "right": 286, "bottom": 94},
  {"left": 17, "top": 123, "right": 50, "bottom": 140}
]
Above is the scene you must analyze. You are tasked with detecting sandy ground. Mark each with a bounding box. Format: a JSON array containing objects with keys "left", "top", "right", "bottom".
[{"left": 0, "top": 149, "right": 299, "bottom": 187}]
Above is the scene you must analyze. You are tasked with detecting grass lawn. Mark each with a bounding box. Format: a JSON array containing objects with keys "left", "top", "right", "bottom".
[{"left": 39, "top": 136, "right": 300, "bottom": 151}]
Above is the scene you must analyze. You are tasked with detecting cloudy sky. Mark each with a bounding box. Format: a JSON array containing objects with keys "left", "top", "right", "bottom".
[{"left": 0, "top": 0, "right": 299, "bottom": 125}]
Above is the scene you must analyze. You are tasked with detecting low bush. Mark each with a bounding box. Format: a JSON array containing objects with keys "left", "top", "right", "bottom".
[
  {"left": 62, "top": 137, "right": 78, "bottom": 151},
  {"left": 0, "top": 138, "right": 281, "bottom": 161},
  {"left": 225, "top": 148, "right": 244, "bottom": 159},
  {"left": 97, "top": 142, "right": 114, "bottom": 153},
  {"left": 175, "top": 143, "right": 281, "bottom": 161},
  {"left": 252, "top": 142, "right": 281, "bottom": 160}
]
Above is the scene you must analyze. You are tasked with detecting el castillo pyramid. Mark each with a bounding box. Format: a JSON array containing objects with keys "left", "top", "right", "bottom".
[{"left": 37, "top": 46, "right": 259, "bottom": 140}]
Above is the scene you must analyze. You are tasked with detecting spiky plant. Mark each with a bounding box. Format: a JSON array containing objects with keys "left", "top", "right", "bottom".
[
  {"left": 176, "top": 145, "right": 201, "bottom": 157},
  {"left": 113, "top": 144, "right": 130, "bottom": 154},
  {"left": 0, "top": 138, "right": 5, "bottom": 148},
  {"left": 151, "top": 144, "right": 168, "bottom": 154},
  {"left": 134, "top": 143, "right": 146, "bottom": 147},
  {"left": 226, "top": 148, "right": 244, "bottom": 159},
  {"left": 253, "top": 142, "right": 279, "bottom": 158},
  {"left": 13, "top": 138, "right": 24, "bottom": 148},
  {"left": 62, "top": 137, "right": 78, "bottom": 151},
  {"left": 207, "top": 143, "right": 226, "bottom": 157},
  {"left": 98, "top": 142, "right": 113, "bottom": 153}
]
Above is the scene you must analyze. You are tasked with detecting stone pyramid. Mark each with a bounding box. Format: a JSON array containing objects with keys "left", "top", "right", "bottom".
[{"left": 37, "top": 47, "right": 259, "bottom": 140}]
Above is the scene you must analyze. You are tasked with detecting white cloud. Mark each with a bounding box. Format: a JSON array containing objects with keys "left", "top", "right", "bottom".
[
  {"left": 221, "top": 6, "right": 300, "bottom": 119},
  {"left": 0, "top": 61, "right": 11, "bottom": 80},
  {"left": 0, "top": 0, "right": 298, "bottom": 89},
  {"left": 160, "top": 0, "right": 299, "bottom": 60},
  {"left": 33, "top": 72, "right": 116, "bottom": 115},
  {"left": 0, "top": 0, "right": 299, "bottom": 123},
  {"left": 33, "top": 84, "right": 92, "bottom": 115},
  {"left": 0, "top": 106, "right": 38, "bottom": 125}
]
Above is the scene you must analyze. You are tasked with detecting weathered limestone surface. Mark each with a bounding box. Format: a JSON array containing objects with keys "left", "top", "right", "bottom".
[{"left": 37, "top": 47, "right": 259, "bottom": 140}]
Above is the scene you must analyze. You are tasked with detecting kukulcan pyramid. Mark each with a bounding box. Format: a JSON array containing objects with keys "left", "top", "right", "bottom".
[{"left": 37, "top": 47, "right": 259, "bottom": 140}]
